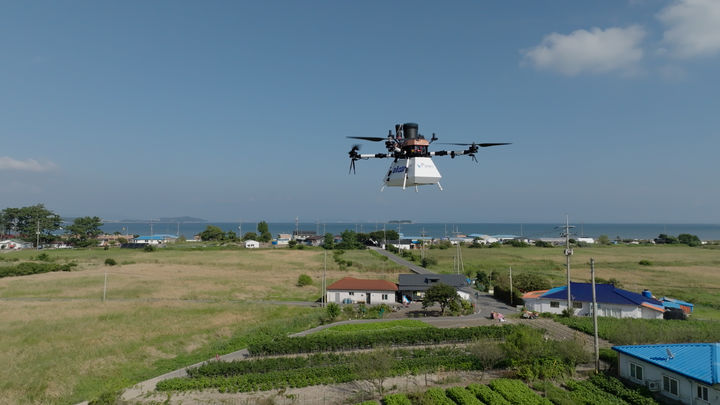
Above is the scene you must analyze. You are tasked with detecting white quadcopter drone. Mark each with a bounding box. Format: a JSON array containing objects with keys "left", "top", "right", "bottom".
[{"left": 348, "top": 122, "right": 511, "bottom": 191}]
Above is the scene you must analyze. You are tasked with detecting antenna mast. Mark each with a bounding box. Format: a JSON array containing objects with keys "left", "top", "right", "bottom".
[{"left": 559, "top": 215, "right": 575, "bottom": 312}]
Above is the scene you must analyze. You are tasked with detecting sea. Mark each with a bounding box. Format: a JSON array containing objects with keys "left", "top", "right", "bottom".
[{"left": 98, "top": 222, "right": 720, "bottom": 241}]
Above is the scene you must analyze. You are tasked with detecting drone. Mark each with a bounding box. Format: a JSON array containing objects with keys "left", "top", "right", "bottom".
[{"left": 348, "top": 122, "right": 511, "bottom": 191}]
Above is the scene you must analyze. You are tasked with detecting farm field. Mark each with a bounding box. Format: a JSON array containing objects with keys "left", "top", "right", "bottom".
[
  {"left": 1, "top": 243, "right": 719, "bottom": 403},
  {"left": 422, "top": 244, "right": 720, "bottom": 318},
  {"left": 0, "top": 245, "right": 403, "bottom": 404}
]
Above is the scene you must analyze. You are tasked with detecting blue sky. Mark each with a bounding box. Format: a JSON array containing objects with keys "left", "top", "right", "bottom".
[{"left": 1, "top": 0, "right": 719, "bottom": 223}]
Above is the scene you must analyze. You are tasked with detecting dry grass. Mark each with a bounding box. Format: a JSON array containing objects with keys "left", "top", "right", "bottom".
[{"left": 0, "top": 246, "right": 405, "bottom": 404}]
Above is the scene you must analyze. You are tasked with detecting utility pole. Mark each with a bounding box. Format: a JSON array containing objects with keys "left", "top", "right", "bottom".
[
  {"left": 591, "top": 258, "right": 600, "bottom": 372},
  {"left": 509, "top": 267, "right": 513, "bottom": 307},
  {"left": 103, "top": 271, "right": 108, "bottom": 303},
  {"left": 558, "top": 215, "right": 575, "bottom": 312},
  {"left": 322, "top": 250, "right": 327, "bottom": 308},
  {"left": 36, "top": 219, "right": 40, "bottom": 250}
]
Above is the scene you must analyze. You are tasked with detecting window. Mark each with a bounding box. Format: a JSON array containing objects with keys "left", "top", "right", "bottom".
[
  {"left": 697, "top": 385, "right": 709, "bottom": 402},
  {"left": 382, "top": 294, "right": 388, "bottom": 300},
  {"left": 550, "top": 301, "right": 560, "bottom": 308},
  {"left": 630, "top": 363, "right": 644, "bottom": 381},
  {"left": 663, "top": 376, "right": 678, "bottom": 396},
  {"left": 573, "top": 302, "right": 583, "bottom": 309},
  {"left": 348, "top": 292, "right": 354, "bottom": 296}
]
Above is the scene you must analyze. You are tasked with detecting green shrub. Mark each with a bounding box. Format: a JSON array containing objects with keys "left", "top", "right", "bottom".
[
  {"left": 36, "top": 252, "right": 52, "bottom": 262},
  {"left": 0, "top": 262, "right": 77, "bottom": 278},
  {"left": 326, "top": 303, "right": 341, "bottom": 321},
  {"left": 588, "top": 374, "right": 657, "bottom": 405},
  {"left": 143, "top": 244, "right": 156, "bottom": 252},
  {"left": 104, "top": 258, "right": 117, "bottom": 266},
  {"left": 297, "top": 274, "right": 312, "bottom": 286},
  {"left": 383, "top": 393, "right": 411, "bottom": 405},
  {"left": 533, "top": 381, "right": 576, "bottom": 405},
  {"left": 638, "top": 259, "right": 652, "bottom": 266}
]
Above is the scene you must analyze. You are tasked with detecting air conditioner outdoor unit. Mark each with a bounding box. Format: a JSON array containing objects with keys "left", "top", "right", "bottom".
[{"left": 646, "top": 380, "right": 660, "bottom": 392}]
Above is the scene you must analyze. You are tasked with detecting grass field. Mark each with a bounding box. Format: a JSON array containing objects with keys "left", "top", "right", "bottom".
[
  {"left": 422, "top": 244, "right": 720, "bottom": 318},
  {"left": 1, "top": 242, "right": 719, "bottom": 403},
  {"left": 0, "top": 245, "right": 404, "bottom": 404}
]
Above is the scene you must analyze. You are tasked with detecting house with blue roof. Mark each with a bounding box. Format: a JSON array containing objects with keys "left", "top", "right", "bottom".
[
  {"left": 131, "top": 234, "right": 177, "bottom": 245},
  {"left": 613, "top": 343, "right": 720, "bottom": 404},
  {"left": 522, "top": 282, "right": 665, "bottom": 319}
]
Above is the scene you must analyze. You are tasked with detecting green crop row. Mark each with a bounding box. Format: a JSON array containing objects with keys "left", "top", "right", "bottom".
[
  {"left": 466, "top": 383, "right": 510, "bottom": 405},
  {"left": 158, "top": 348, "right": 480, "bottom": 393},
  {"left": 420, "top": 388, "right": 455, "bottom": 405},
  {"left": 565, "top": 380, "right": 628, "bottom": 405},
  {"left": 445, "top": 386, "right": 483, "bottom": 405},
  {"left": 489, "top": 378, "right": 552, "bottom": 405},
  {"left": 588, "top": 374, "right": 657, "bottom": 405},
  {"left": 248, "top": 324, "right": 520, "bottom": 355}
]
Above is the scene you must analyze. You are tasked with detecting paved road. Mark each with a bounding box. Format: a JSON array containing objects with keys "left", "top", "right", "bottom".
[{"left": 369, "top": 246, "right": 431, "bottom": 274}]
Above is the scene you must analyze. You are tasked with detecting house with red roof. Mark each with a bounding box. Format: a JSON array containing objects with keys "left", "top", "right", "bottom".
[{"left": 326, "top": 277, "right": 398, "bottom": 305}]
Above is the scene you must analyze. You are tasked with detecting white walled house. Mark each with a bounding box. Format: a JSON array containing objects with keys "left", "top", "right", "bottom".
[
  {"left": 244, "top": 240, "right": 260, "bottom": 248},
  {"left": 131, "top": 234, "right": 177, "bottom": 245},
  {"left": 613, "top": 343, "right": 720, "bottom": 404},
  {"left": 326, "top": 277, "right": 397, "bottom": 305},
  {"left": 522, "top": 283, "right": 664, "bottom": 319}
]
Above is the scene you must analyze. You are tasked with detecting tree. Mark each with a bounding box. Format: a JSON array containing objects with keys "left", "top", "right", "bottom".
[
  {"left": 225, "top": 230, "right": 238, "bottom": 241},
  {"left": 326, "top": 302, "right": 340, "bottom": 321},
  {"left": 475, "top": 271, "right": 491, "bottom": 292},
  {"left": 323, "top": 232, "right": 334, "bottom": 249},
  {"left": 678, "top": 233, "right": 701, "bottom": 247},
  {"left": 353, "top": 348, "right": 395, "bottom": 396},
  {"left": 422, "top": 283, "right": 458, "bottom": 315},
  {"left": 256, "top": 221, "right": 271, "bottom": 242},
  {"left": 242, "top": 232, "right": 258, "bottom": 241},
  {"left": 513, "top": 273, "right": 551, "bottom": 293},
  {"left": 199, "top": 225, "right": 225, "bottom": 241},
  {"left": 66, "top": 216, "right": 104, "bottom": 247},
  {"left": 597, "top": 235, "right": 611, "bottom": 245},
  {"left": 1, "top": 204, "right": 62, "bottom": 246},
  {"left": 336, "top": 230, "right": 363, "bottom": 249}
]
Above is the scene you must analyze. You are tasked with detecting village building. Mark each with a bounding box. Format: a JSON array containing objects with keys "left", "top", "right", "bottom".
[
  {"left": 244, "top": 240, "right": 260, "bottom": 248},
  {"left": 326, "top": 277, "right": 398, "bottom": 305},
  {"left": 613, "top": 343, "right": 720, "bottom": 404},
  {"left": 522, "top": 283, "right": 665, "bottom": 319},
  {"left": 398, "top": 273, "right": 470, "bottom": 301},
  {"left": 130, "top": 234, "right": 178, "bottom": 245},
  {"left": 0, "top": 239, "right": 31, "bottom": 250}
]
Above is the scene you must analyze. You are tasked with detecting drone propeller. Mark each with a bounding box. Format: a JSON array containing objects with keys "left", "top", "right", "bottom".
[
  {"left": 437, "top": 142, "right": 512, "bottom": 147},
  {"left": 348, "top": 144, "right": 361, "bottom": 174},
  {"left": 347, "top": 136, "right": 386, "bottom": 142}
]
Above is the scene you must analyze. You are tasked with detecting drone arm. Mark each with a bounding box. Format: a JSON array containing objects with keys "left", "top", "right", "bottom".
[
  {"left": 357, "top": 153, "right": 390, "bottom": 159},
  {"left": 430, "top": 149, "right": 475, "bottom": 157}
]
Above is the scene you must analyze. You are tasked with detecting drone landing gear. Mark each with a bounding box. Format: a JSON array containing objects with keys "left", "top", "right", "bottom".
[
  {"left": 402, "top": 159, "right": 410, "bottom": 190},
  {"left": 436, "top": 182, "right": 443, "bottom": 191}
]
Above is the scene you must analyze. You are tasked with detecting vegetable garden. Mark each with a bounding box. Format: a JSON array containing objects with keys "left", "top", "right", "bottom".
[{"left": 366, "top": 375, "right": 658, "bottom": 405}]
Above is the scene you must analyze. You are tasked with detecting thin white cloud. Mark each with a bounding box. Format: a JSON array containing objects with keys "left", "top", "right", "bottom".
[
  {"left": 522, "top": 26, "right": 646, "bottom": 76},
  {"left": 658, "top": 0, "right": 720, "bottom": 58},
  {"left": 0, "top": 156, "right": 57, "bottom": 172}
]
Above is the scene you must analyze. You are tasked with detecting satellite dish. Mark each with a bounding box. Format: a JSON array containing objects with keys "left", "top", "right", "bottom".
[{"left": 666, "top": 348, "right": 674, "bottom": 359}]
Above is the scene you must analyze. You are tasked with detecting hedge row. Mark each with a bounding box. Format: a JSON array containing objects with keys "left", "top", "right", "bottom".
[
  {"left": 445, "top": 387, "right": 483, "bottom": 405},
  {"left": 489, "top": 379, "right": 552, "bottom": 405},
  {"left": 0, "top": 262, "right": 76, "bottom": 278},
  {"left": 158, "top": 348, "right": 479, "bottom": 393},
  {"left": 466, "top": 383, "right": 511, "bottom": 405},
  {"left": 248, "top": 324, "right": 520, "bottom": 355}
]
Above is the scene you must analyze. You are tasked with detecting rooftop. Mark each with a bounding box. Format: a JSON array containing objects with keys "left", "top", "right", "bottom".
[
  {"left": 536, "top": 282, "right": 663, "bottom": 308},
  {"left": 327, "top": 277, "right": 398, "bottom": 291},
  {"left": 613, "top": 343, "right": 720, "bottom": 385}
]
